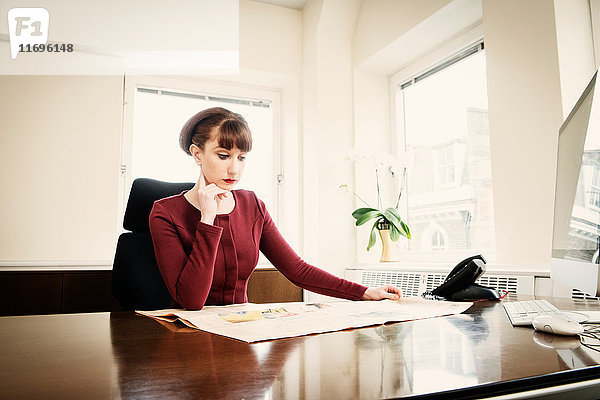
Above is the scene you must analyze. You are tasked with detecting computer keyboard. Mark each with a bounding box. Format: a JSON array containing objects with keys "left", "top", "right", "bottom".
[{"left": 503, "top": 299, "right": 565, "bottom": 326}]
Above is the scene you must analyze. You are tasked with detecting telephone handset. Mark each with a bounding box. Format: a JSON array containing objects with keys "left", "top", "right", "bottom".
[{"left": 429, "top": 254, "right": 500, "bottom": 301}]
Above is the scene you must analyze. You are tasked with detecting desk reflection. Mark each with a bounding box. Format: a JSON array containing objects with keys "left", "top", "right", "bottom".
[
  {"left": 353, "top": 315, "right": 493, "bottom": 399},
  {"left": 110, "top": 313, "right": 299, "bottom": 399},
  {"left": 110, "top": 313, "right": 497, "bottom": 399},
  {"left": 107, "top": 299, "right": 600, "bottom": 399},
  {"left": 274, "top": 315, "right": 493, "bottom": 399}
]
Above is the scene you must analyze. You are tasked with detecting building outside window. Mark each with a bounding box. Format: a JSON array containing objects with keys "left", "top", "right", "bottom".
[
  {"left": 570, "top": 150, "right": 600, "bottom": 261},
  {"left": 589, "top": 155, "right": 600, "bottom": 209}
]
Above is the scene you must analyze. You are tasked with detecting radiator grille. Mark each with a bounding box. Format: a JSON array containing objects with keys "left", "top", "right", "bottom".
[
  {"left": 425, "top": 274, "right": 446, "bottom": 292},
  {"left": 478, "top": 276, "right": 518, "bottom": 294},
  {"left": 572, "top": 288, "right": 600, "bottom": 301},
  {"left": 361, "top": 271, "right": 422, "bottom": 297},
  {"left": 359, "top": 271, "right": 523, "bottom": 296}
]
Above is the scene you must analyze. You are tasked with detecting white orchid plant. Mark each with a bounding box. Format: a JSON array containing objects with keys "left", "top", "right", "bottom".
[{"left": 340, "top": 150, "right": 411, "bottom": 251}]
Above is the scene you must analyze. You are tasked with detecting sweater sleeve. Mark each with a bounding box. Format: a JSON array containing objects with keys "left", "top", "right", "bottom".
[
  {"left": 149, "top": 201, "right": 222, "bottom": 310},
  {"left": 257, "top": 200, "right": 368, "bottom": 301}
]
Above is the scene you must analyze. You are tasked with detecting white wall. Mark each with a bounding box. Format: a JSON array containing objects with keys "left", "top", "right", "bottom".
[
  {"left": 302, "top": 0, "right": 362, "bottom": 289},
  {"left": 352, "top": 69, "right": 392, "bottom": 264},
  {"left": 482, "top": 0, "right": 564, "bottom": 268},
  {"left": 0, "top": 0, "right": 238, "bottom": 75},
  {"left": 352, "top": 0, "right": 453, "bottom": 68},
  {"left": 0, "top": 75, "right": 123, "bottom": 264}
]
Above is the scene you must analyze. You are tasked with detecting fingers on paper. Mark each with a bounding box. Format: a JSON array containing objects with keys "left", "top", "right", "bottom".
[{"left": 382, "top": 285, "right": 402, "bottom": 300}]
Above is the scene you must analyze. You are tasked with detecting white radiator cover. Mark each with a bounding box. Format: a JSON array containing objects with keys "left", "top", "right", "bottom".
[{"left": 346, "top": 268, "right": 535, "bottom": 297}]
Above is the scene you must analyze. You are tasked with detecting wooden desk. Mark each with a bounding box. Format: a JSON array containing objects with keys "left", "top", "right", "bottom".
[{"left": 1, "top": 296, "right": 600, "bottom": 399}]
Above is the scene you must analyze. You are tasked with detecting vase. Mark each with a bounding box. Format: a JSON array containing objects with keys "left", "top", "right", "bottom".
[{"left": 378, "top": 229, "right": 400, "bottom": 262}]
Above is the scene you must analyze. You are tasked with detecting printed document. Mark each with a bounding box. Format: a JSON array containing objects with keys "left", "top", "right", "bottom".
[{"left": 137, "top": 297, "right": 473, "bottom": 342}]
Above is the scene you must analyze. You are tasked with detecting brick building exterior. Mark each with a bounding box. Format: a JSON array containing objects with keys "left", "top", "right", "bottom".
[{"left": 405, "top": 107, "right": 495, "bottom": 252}]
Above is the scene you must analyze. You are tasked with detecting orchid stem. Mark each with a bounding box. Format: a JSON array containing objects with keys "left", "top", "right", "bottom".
[
  {"left": 395, "top": 167, "right": 406, "bottom": 209},
  {"left": 353, "top": 193, "right": 372, "bottom": 208},
  {"left": 376, "top": 168, "right": 382, "bottom": 211}
]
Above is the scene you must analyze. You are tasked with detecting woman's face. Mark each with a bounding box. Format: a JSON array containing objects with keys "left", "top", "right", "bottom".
[{"left": 191, "top": 134, "right": 247, "bottom": 190}]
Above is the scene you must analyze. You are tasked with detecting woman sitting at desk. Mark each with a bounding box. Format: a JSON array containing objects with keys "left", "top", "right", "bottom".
[{"left": 149, "top": 107, "right": 402, "bottom": 310}]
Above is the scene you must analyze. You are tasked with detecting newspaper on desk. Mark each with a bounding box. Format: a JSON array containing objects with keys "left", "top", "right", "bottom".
[{"left": 137, "top": 297, "right": 473, "bottom": 342}]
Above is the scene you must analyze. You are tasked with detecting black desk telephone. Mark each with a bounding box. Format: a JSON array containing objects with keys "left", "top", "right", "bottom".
[{"left": 428, "top": 255, "right": 500, "bottom": 301}]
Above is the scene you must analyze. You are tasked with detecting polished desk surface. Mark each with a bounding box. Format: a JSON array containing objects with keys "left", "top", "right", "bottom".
[{"left": 1, "top": 295, "right": 600, "bottom": 399}]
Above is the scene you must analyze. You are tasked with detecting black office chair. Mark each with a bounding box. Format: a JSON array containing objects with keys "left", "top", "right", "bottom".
[{"left": 111, "top": 178, "right": 194, "bottom": 310}]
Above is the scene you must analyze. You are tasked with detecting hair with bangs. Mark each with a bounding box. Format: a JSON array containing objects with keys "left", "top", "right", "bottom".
[{"left": 179, "top": 107, "right": 252, "bottom": 155}]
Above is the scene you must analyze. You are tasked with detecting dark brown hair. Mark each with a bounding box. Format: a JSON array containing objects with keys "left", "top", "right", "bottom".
[{"left": 179, "top": 107, "right": 252, "bottom": 155}]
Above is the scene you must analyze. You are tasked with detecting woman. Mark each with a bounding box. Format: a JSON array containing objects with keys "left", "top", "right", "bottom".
[{"left": 149, "top": 107, "right": 401, "bottom": 310}]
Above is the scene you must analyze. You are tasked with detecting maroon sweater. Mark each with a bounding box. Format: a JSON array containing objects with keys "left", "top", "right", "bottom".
[{"left": 149, "top": 189, "right": 367, "bottom": 310}]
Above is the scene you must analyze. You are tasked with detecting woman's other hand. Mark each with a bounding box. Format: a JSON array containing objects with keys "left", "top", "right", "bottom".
[{"left": 362, "top": 285, "right": 402, "bottom": 301}]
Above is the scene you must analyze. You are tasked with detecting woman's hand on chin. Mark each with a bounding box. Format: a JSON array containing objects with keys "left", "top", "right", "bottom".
[
  {"left": 196, "top": 173, "right": 229, "bottom": 225},
  {"left": 362, "top": 285, "right": 402, "bottom": 301}
]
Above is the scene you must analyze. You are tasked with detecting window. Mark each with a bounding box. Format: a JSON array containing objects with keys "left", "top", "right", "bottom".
[
  {"left": 589, "top": 157, "right": 600, "bottom": 209},
  {"left": 431, "top": 231, "right": 445, "bottom": 250},
  {"left": 392, "top": 42, "right": 496, "bottom": 256},
  {"left": 435, "top": 145, "right": 455, "bottom": 187},
  {"left": 121, "top": 76, "right": 282, "bottom": 224}
]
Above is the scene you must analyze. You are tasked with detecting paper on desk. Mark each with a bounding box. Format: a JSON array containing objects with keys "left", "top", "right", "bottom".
[{"left": 137, "top": 297, "right": 472, "bottom": 342}]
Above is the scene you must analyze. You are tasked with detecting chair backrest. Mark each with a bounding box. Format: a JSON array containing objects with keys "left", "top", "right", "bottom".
[{"left": 111, "top": 178, "right": 194, "bottom": 310}]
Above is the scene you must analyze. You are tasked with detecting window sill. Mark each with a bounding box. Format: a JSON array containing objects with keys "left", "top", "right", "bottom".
[{"left": 349, "top": 261, "right": 550, "bottom": 277}]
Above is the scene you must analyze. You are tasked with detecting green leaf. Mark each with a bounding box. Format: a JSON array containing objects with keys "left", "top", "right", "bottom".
[
  {"left": 383, "top": 207, "right": 412, "bottom": 240},
  {"left": 400, "top": 220, "right": 412, "bottom": 239},
  {"left": 386, "top": 207, "right": 402, "bottom": 221},
  {"left": 382, "top": 208, "right": 402, "bottom": 232},
  {"left": 367, "top": 220, "right": 378, "bottom": 251},
  {"left": 352, "top": 207, "right": 379, "bottom": 218},
  {"left": 389, "top": 223, "right": 400, "bottom": 241},
  {"left": 354, "top": 210, "right": 382, "bottom": 226}
]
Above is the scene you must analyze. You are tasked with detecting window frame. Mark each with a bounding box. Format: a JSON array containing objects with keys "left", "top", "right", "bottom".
[{"left": 119, "top": 75, "right": 283, "bottom": 230}]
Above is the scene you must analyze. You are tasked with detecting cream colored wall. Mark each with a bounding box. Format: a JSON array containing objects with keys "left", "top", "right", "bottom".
[
  {"left": 240, "top": 0, "right": 301, "bottom": 76},
  {"left": 352, "top": 0, "right": 452, "bottom": 67},
  {"left": 352, "top": 69, "right": 392, "bottom": 264},
  {"left": 0, "top": 0, "right": 238, "bottom": 75},
  {"left": 0, "top": 75, "right": 123, "bottom": 263},
  {"left": 482, "top": 0, "right": 563, "bottom": 268},
  {"left": 301, "top": 0, "right": 362, "bottom": 293}
]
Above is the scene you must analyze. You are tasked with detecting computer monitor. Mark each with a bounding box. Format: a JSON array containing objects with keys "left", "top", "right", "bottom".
[{"left": 551, "top": 69, "right": 600, "bottom": 297}]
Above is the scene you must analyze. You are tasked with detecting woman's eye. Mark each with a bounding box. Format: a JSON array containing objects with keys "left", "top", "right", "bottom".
[
  {"left": 218, "top": 154, "right": 229, "bottom": 160},
  {"left": 239, "top": 156, "right": 246, "bottom": 161}
]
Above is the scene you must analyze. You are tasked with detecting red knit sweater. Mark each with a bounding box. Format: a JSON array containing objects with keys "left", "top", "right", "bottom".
[{"left": 149, "top": 189, "right": 367, "bottom": 310}]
